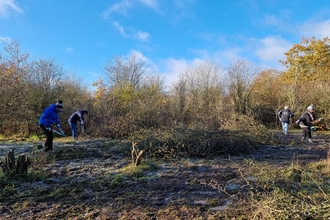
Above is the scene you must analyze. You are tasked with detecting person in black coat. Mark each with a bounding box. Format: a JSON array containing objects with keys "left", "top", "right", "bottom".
[
  {"left": 295, "top": 105, "right": 316, "bottom": 143},
  {"left": 278, "top": 106, "right": 294, "bottom": 135},
  {"left": 68, "top": 110, "right": 88, "bottom": 140}
]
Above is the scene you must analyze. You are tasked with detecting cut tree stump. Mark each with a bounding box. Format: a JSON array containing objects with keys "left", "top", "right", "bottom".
[
  {"left": 0, "top": 149, "right": 31, "bottom": 177},
  {"left": 131, "top": 142, "right": 145, "bottom": 166}
]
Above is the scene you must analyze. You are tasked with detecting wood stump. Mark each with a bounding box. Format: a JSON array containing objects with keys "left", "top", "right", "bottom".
[
  {"left": 0, "top": 149, "right": 31, "bottom": 177},
  {"left": 131, "top": 142, "right": 145, "bottom": 166}
]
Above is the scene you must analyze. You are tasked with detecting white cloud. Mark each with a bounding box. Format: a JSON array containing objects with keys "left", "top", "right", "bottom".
[
  {"left": 263, "top": 14, "right": 281, "bottom": 27},
  {"left": 65, "top": 47, "right": 74, "bottom": 53},
  {"left": 112, "top": 21, "right": 150, "bottom": 41},
  {"left": 159, "top": 57, "right": 205, "bottom": 87},
  {"left": 299, "top": 19, "right": 330, "bottom": 39},
  {"left": 190, "top": 47, "right": 243, "bottom": 67},
  {"left": 193, "top": 34, "right": 289, "bottom": 70},
  {"left": 139, "top": 0, "right": 159, "bottom": 10},
  {"left": 255, "top": 36, "right": 290, "bottom": 62},
  {"left": 135, "top": 31, "right": 150, "bottom": 41},
  {"left": 128, "top": 49, "right": 150, "bottom": 63},
  {"left": 0, "top": 36, "right": 11, "bottom": 42},
  {"left": 112, "top": 21, "right": 127, "bottom": 36},
  {"left": 102, "top": 0, "right": 132, "bottom": 19},
  {"left": 250, "top": 36, "right": 291, "bottom": 69},
  {"left": 0, "top": 0, "right": 22, "bottom": 17}
]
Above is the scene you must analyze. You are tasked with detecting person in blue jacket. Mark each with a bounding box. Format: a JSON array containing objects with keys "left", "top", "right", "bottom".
[
  {"left": 38, "top": 100, "right": 64, "bottom": 152},
  {"left": 68, "top": 110, "right": 88, "bottom": 140}
]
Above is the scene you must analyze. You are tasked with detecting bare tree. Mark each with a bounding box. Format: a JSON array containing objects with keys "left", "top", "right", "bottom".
[
  {"left": 27, "top": 58, "right": 66, "bottom": 107},
  {"left": 225, "top": 59, "right": 259, "bottom": 116},
  {"left": 0, "top": 39, "right": 30, "bottom": 135},
  {"left": 171, "top": 61, "right": 225, "bottom": 129},
  {"left": 103, "top": 54, "right": 149, "bottom": 90}
]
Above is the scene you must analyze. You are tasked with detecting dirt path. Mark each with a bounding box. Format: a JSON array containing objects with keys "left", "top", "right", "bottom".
[{"left": 249, "top": 131, "right": 330, "bottom": 165}]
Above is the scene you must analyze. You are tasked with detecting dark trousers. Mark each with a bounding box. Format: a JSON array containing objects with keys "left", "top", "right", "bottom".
[
  {"left": 301, "top": 126, "right": 312, "bottom": 139},
  {"left": 40, "top": 125, "right": 53, "bottom": 150}
]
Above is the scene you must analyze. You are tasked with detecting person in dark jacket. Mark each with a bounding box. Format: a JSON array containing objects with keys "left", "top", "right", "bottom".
[
  {"left": 295, "top": 105, "right": 316, "bottom": 143},
  {"left": 68, "top": 110, "right": 88, "bottom": 140},
  {"left": 278, "top": 106, "right": 294, "bottom": 135},
  {"left": 38, "top": 100, "right": 64, "bottom": 152}
]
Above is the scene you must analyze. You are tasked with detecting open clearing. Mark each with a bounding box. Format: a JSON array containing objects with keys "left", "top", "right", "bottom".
[{"left": 0, "top": 130, "right": 329, "bottom": 219}]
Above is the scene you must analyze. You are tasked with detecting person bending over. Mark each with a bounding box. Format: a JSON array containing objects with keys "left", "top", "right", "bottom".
[
  {"left": 38, "top": 100, "right": 63, "bottom": 152},
  {"left": 68, "top": 110, "right": 88, "bottom": 140}
]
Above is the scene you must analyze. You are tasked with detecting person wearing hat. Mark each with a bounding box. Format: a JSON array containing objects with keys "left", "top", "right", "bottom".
[
  {"left": 68, "top": 110, "right": 88, "bottom": 140},
  {"left": 295, "top": 105, "right": 316, "bottom": 143},
  {"left": 278, "top": 106, "right": 294, "bottom": 136},
  {"left": 38, "top": 100, "right": 64, "bottom": 151}
]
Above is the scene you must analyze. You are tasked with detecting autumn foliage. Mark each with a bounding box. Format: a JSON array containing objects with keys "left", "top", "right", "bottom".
[{"left": 1, "top": 36, "right": 330, "bottom": 138}]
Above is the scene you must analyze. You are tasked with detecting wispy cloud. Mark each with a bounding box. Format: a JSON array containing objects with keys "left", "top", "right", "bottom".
[
  {"left": 112, "top": 21, "right": 150, "bottom": 41},
  {"left": 65, "top": 47, "right": 74, "bottom": 53},
  {"left": 102, "top": 0, "right": 132, "bottom": 19},
  {"left": 0, "top": 36, "right": 11, "bottom": 42},
  {"left": 263, "top": 14, "right": 282, "bottom": 27},
  {"left": 168, "top": 0, "right": 195, "bottom": 24},
  {"left": 135, "top": 31, "right": 150, "bottom": 41},
  {"left": 139, "top": 0, "right": 159, "bottom": 10},
  {"left": 0, "top": 0, "right": 22, "bottom": 18},
  {"left": 112, "top": 21, "right": 127, "bottom": 37}
]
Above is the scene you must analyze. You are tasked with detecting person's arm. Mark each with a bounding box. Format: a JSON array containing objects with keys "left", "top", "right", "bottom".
[
  {"left": 289, "top": 111, "right": 294, "bottom": 118},
  {"left": 40, "top": 108, "right": 52, "bottom": 126},
  {"left": 80, "top": 115, "right": 85, "bottom": 132},
  {"left": 295, "top": 115, "right": 303, "bottom": 124}
]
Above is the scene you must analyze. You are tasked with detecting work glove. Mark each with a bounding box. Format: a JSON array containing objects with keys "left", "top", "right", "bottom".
[
  {"left": 56, "top": 124, "right": 61, "bottom": 129},
  {"left": 45, "top": 126, "right": 52, "bottom": 131}
]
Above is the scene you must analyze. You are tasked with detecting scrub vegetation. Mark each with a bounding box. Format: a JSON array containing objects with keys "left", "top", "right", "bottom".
[{"left": 1, "top": 36, "right": 330, "bottom": 219}]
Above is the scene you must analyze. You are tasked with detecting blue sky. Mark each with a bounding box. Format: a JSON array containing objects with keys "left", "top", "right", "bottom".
[{"left": 1, "top": 0, "right": 330, "bottom": 89}]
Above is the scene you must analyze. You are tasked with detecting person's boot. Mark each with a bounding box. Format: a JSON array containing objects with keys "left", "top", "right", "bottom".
[
  {"left": 44, "top": 147, "right": 53, "bottom": 152},
  {"left": 44, "top": 143, "right": 53, "bottom": 152},
  {"left": 308, "top": 138, "right": 313, "bottom": 143}
]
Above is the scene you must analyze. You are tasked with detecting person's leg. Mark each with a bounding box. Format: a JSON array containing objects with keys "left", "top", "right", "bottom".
[
  {"left": 302, "top": 127, "right": 310, "bottom": 140},
  {"left": 307, "top": 127, "right": 312, "bottom": 142},
  {"left": 281, "top": 122, "right": 285, "bottom": 134},
  {"left": 307, "top": 127, "right": 312, "bottom": 138},
  {"left": 299, "top": 125, "right": 306, "bottom": 142},
  {"left": 282, "top": 122, "right": 289, "bottom": 135},
  {"left": 40, "top": 125, "right": 53, "bottom": 151},
  {"left": 69, "top": 122, "right": 77, "bottom": 140},
  {"left": 69, "top": 122, "right": 73, "bottom": 139}
]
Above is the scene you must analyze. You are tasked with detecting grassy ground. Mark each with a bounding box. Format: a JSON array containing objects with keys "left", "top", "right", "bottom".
[{"left": 0, "top": 130, "right": 330, "bottom": 219}]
